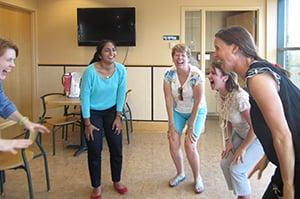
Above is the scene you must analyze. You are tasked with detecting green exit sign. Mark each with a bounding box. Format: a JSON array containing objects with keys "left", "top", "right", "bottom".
[{"left": 163, "top": 35, "right": 179, "bottom": 41}]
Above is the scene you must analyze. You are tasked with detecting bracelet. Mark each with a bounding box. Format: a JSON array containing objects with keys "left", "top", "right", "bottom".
[
  {"left": 116, "top": 112, "right": 122, "bottom": 118},
  {"left": 85, "top": 123, "right": 91, "bottom": 127},
  {"left": 224, "top": 137, "right": 231, "bottom": 142},
  {"left": 18, "top": 116, "right": 29, "bottom": 126}
]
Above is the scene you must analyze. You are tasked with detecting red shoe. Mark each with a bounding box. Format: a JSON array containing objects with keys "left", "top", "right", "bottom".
[
  {"left": 90, "top": 194, "right": 101, "bottom": 199},
  {"left": 113, "top": 184, "right": 128, "bottom": 194}
]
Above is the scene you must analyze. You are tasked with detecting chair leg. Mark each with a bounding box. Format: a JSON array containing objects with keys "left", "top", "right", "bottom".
[
  {"left": 52, "top": 128, "right": 56, "bottom": 156},
  {"left": 36, "top": 138, "right": 51, "bottom": 191},
  {"left": 126, "top": 103, "right": 133, "bottom": 133},
  {"left": 123, "top": 114, "right": 130, "bottom": 144},
  {"left": 0, "top": 171, "right": 4, "bottom": 195},
  {"left": 129, "top": 111, "right": 133, "bottom": 133},
  {"left": 61, "top": 126, "right": 65, "bottom": 140},
  {"left": 23, "top": 161, "right": 34, "bottom": 199},
  {"left": 42, "top": 153, "right": 51, "bottom": 191},
  {"left": 65, "top": 125, "right": 68, "bottom": 141}
]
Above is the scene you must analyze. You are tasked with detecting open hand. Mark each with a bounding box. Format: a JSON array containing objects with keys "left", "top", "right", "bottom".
[
  {"left": 231, "top": 146, "right": 246, "bottom": 164},
  {"left": 185, "top": 128, "right": 197, "bottom": 143},
  {"left": 248, "top": 155, "right": 269, "bottom": 179},
  {"left": 221, "top": 139, "right": 233, "bottom": 159},
  {"left": 84, "top": 124, "right": 99, "bottom": 141},
  {"left": 0, "top": 139, "right": 32, "bottom": 154},
  {"left": 24, "top": 120, "right": 49, "bottom": 134},
  {"left": 112, "top": 116, "right": 122, "bottom": 135}
]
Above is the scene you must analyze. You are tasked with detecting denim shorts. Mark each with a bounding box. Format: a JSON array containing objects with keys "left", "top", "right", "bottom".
[{"left": 173, "top": 106, "right": 207, "bottom": 139}]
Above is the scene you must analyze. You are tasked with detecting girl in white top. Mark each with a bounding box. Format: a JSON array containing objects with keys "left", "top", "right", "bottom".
[
  {"left": 163, "top": 44, "right": 207, "bottom": 194},
  {"left": 207, "top": 61, "right": 264, "bottom": 199}
]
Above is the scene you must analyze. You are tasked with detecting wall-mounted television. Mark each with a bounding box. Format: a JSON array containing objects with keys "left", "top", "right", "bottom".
[{"left": 77, "top": 7, "right": 136, "bottom": 46}]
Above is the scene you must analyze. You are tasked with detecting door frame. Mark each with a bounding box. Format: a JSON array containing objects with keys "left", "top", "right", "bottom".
[
  {"left": 181, "top": 6, "right": 263, "bottom": 71},
  {"left": 0, "top": 1, "right": 38, "bottom": 120}
]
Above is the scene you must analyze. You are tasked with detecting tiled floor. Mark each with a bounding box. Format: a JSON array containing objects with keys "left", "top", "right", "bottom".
[{"left": 1, "top": 119, "right": 275, "bottom": 199}]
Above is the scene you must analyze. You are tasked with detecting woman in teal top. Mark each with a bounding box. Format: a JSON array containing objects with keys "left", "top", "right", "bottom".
[{"left": 80, "top": 40, "right": 127, "bottom": 199}]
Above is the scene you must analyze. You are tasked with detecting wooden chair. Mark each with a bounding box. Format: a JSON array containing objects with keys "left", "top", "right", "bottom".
[
  {"left": 122, "top": 89, "right": 133, "bottom": 144},
  {"left": 0, "top": 130, "right": 50, "bottom": 199},
  {"left": 40, "top": 93, "right": 81, "bottom": 155}
]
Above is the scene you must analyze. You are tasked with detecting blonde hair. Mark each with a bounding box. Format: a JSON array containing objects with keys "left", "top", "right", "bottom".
[{"left": 171, "top": 43, "right": 191, "bottom": 58}]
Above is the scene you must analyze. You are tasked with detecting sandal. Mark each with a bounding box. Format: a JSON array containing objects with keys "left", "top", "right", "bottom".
[
  {"left": 194, "top": 178, "right": 204, "bottom": 194},
  {"left": 169, "top": 174, "right": 186, "bottom": 187}
]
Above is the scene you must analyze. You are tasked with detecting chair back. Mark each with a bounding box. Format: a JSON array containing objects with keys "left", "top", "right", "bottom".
[
  {"left": 125, "top": 89, "right": 132, "bottom": 102},
  {"left": 40, "top": 93, "right": 65, "bottom": 118}
]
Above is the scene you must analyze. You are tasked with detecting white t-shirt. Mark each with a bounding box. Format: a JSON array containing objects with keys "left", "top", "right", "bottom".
[{"left": 164, "top": 65, "right": 206, "bottom": 113}]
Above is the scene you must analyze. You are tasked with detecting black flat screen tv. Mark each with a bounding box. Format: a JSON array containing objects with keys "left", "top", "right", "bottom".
[{"left": 77, "top": 7, "right": 136, "bottom": 46}]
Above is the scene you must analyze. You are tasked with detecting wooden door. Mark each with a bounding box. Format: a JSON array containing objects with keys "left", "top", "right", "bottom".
[
  {"left": 226, "top": 11, "right": 257, "bottom": 87},
  {"left": 0, "top": 4, "right": 33, "bottom": 138},
  {"left": 226, "top": 11, "right": 256, "bottom": 42}
]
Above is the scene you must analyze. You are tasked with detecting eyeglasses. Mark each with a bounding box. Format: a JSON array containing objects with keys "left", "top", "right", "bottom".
[{"left": 178, "top": 87, "right": 183, "bottom": 101}]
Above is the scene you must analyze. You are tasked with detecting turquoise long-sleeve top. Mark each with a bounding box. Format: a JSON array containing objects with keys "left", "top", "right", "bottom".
[{"left": 80, "top": 62, "right": 127, "bottom": 118}]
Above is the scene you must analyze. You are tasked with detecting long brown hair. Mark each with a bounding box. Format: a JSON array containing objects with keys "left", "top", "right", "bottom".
[{"left": 215, "top": 26, "right": 262, "bottom": 61}]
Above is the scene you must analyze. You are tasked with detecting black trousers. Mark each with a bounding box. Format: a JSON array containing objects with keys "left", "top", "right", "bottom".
[
  {"left": 86, "top": 106, "right": 123, "bottom": 188},
  {"left": 262, "top": 165, "right": 300, "bottom": 198}
]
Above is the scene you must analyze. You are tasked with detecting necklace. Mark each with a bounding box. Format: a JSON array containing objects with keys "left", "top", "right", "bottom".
[
  {"left": 95, "top": 62, "right": 114, "bottom": 79},
  {"left": 216, "top": 91, "right": 236, "bottom": 129}
]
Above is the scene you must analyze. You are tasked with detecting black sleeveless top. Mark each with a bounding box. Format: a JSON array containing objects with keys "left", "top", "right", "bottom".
[{"left": 245, "top": 61, "right": 300, "bottom": 166}]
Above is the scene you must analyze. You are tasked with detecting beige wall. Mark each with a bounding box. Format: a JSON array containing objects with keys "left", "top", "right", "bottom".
[
  {"left": 37, "top": 0, "right": 272, "bottom": 65},
  {"left": 1, "top": 0, "right": 277, "bottom": 120}
]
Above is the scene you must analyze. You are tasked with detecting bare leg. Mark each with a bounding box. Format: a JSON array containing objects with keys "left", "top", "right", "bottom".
[
  {"left": 168, "top": 132, "right": 184, "bottom": 175},
  {"left": 184, "top": 138, "right": 200, "bottom": 181}
]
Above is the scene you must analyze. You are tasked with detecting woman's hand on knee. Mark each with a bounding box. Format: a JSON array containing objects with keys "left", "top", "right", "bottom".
[
  {"left": 184, "top": 129, "right": 197, "bottom": 144},
  {"left": 112, "top": 117, "right": 122, "bottom": 135},
  {"left": 221, "top": 140, "right": 233, "bottom": 159},
  {"left": 231, "top": 146, "right": 246, "bottom": 164},
  {"left": 85, "top": 124, "right": 99, "bottom": 141},
  {"left": 167, "top": 123, "right": 176, "bottom": 139}
]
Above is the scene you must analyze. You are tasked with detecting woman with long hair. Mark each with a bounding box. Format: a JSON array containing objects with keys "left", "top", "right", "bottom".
[
  {"left": 214, "top": 25, "right": 299, "bottom": 198},
  {"left": 80, "top": 40, "right": 127, "bottom": 199}
]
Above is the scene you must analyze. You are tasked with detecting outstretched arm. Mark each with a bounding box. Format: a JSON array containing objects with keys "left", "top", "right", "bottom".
[
  {"left": 8, "top": 111, "right": 49, "bottom": 133},
  {"left": 0, "top": 138, "right": 32, "bottom": 154}
]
